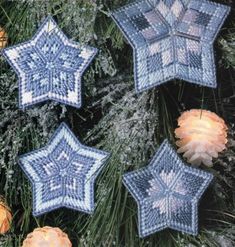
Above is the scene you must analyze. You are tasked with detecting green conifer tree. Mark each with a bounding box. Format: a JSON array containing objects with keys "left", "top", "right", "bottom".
[{"left": 0, "top": 0, "right": 234, "bottom": 246}]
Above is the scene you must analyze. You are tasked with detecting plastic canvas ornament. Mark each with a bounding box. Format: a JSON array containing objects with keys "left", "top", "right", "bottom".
[
  {"left": 112, "top": 0, "right": 230, "bottom": 92},
  {"left": 123, "top": 140, "right": 213, "bottom": 237},
  {"left": 2, "top": 16, "right": 97, "bottom": 109},
  {"left": 19, "top": 123, "right": 109, "bottom": 216}
]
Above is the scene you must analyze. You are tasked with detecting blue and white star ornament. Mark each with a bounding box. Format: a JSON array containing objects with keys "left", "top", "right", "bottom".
[
  {"left": 112, "top": 0, "right": 230, "bottom": 92},
  {"left": 123, "top": 139, "right": 213, "bottom": 237},
  {"left": 2, "top": 16, "right": 97, "bottom": 109},
  {"left": 18, "top": 123, "right": 109, "bottom": 216}
]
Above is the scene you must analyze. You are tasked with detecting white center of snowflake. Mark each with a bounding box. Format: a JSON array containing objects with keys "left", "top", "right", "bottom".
[
  {"left": 164, "top": 188, "right": 172, "bottom": 195},
  {"left": 46, "top": 61, "right": 56, "bottom": 70},
  {"left": 146, "top": 170, "right": 188, "bottom": 214},
  {"left": 59, "top": 169, "right": 67, "bottom": 177}
]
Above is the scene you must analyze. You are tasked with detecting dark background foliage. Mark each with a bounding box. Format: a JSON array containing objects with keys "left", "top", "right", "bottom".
[{"left": 0, "top": 0, "right": 234, "bottom": 246}]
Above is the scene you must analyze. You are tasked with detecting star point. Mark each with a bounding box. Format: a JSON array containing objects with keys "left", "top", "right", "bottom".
[
  {"left": 3, "top": 16, "right": 97, "bottom": 109},
  {"left": 112, "top": 0, "right": 230, "bottom": 92},
  {"left": 123, "top": 139, "right": 213, "bottom": 237},
  {"left": 19, "top": 122, "right": 109, "bottom": 216}
]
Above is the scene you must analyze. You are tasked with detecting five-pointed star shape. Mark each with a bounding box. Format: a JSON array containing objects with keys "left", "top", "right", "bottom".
[
  {"left": 2, "top": 16, "right": 97, "bottom": 109},
  {"left": 19, "top": 123, "right": 109, "bottom": 216},
  {"left": 112, "top": 0, "right": 230, "bottom": 92},
  {"left": 123, "top": 139, "right": 213, "bottom": 237}
]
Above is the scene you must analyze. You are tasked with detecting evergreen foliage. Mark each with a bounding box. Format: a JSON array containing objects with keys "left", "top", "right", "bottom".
[{"left": 0, "top": 0, "right": 234, "bottom": 246}]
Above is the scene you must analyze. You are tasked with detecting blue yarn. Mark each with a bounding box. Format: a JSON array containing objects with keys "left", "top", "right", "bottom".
[
  {"left": 2, "top": 16, "right": 97, "bottom": 109},
  {"left": 112, "top": 0, "right": 230, "bottom": 92},
  {"left": 18, "top": 123, "right": 109, "bottom": 216},
  {"left": 123, "top": 139, "right": 213, "bottom": 237}
]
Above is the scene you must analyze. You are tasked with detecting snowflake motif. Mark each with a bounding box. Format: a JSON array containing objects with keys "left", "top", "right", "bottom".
[
  {"left": 112, "top": 0, "right": 230, "bottom": 92},
  {"left": 123, "top": 140, "right": 213, "bottom": 237},
  {"left": 18, "top": 123, "right": 109, "bottom": 216},
  {"left": 147, "top": 170, "right": 187, "bottom": 214},
  {"left": 3, "top": 16, "right": 97, "bottom": 109}
]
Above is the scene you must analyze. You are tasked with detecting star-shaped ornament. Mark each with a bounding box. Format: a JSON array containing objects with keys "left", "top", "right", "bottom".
[
  {"left": 19, "top": 123, "right": 109, "bottom": 216},
  {"left": 2, "top": 16, "right": 97, "bottom": 109},
  {"left": 123, "top": 139, "right": 213, "bottom": 237},
  {"left": 112, "top": 0, "right": 230, "bottom": 92}
]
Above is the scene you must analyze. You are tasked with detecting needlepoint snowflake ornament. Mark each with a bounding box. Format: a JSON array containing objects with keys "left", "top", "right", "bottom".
[
  {"left": 123, "top": 140, "right": 213, "bottom": 237},
  {"left": 18, "top": 123, "right": 109, "bottom": 216},
  {"left": 112, "top": 0, "right": 230, "bottom": 92},
  {"left": 2, "top": 16, "right": 97, "bottom": 109}
]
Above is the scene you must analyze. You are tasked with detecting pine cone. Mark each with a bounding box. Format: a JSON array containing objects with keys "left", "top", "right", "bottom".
[
  {"left": 175, "top": 109, "right": 228, "bottom": 167},
  {"left": 0, "top": 200, "right": 12, "bottom": 234},
  {"left": 0, "top": 27, "right": 7, "bottom": 49},
  {"left": 22, "top": 226, "right": 72, "bottom": 247}
]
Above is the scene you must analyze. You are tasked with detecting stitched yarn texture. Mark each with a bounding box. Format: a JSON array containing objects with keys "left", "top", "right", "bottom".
[
  {"left": 112, "top": 0, "right": 230, "bottom": 92},
  {"left": 19, "top": 123, "right": 109, "bottom": 216},
  {"left": 2, "top": 16, "right": 97, "bottom": 109},
  {"left": 123, "top": 139, "right": 213, "bottom": 237}
]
